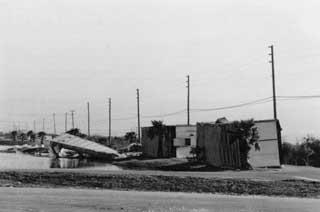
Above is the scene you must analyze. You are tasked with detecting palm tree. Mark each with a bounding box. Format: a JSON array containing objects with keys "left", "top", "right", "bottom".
[
  {"left": 37, "top": 131, "right": 46, "bottom": 145},
  {"left": 148, "top": 120, "right": 165, "bottom": 157},
  {"left": 20, "top": 132, "right": 26, "bottom": 143},
  {"left": 125, "top": 132, "right": 137, "bottom": 144},
  {"left": 27, "top": 130, "right": 36, "bottom": 143},
  {"left": 27, "top": 130, "right": 33, "bottom": 140},
  {"left": 11, "top": 131, "right": 17, "bottom": 143}
]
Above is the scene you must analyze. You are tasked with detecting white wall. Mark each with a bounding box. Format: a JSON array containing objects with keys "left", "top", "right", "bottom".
[
  {"left": 175, "top": 125, "right": 196, "bottom": 158},
  {"left": 175, "top": 125, "right": 196, "bottom": 146},
  {"left": 176, "top": 146, "right": 192, "bottom": 159},
  {"left": 249, "top": 120, "right": 280, "bottom": 167}
]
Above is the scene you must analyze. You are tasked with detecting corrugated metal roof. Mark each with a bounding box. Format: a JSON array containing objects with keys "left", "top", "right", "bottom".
[{"left": 51, "top": 133, "right": 120, "bottom": 157}]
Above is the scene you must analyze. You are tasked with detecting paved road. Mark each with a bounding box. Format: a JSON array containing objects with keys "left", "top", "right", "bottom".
[{"left": 0, "top": 187, "right": 319, "bottom": 212}]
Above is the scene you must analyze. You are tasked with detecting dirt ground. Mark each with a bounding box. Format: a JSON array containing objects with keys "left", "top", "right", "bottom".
[{"left": 1, "top": 166, "right": 320, "bottom": 198}]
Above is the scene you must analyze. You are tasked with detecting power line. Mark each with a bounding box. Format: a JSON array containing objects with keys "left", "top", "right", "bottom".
[
  {"left": 191, "top": 97, "right": 273, "bottom": 112},
  {"left": 4, "top": 95, "right": 320, "bottom": 129}
]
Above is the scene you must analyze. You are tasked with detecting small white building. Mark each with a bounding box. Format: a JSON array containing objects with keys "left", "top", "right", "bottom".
[
  {"left": 173, "top": 125, "right": 197, "bottom": 158},
  {"left": 248, "top": 119, "right": 281, "bottom": 168}
]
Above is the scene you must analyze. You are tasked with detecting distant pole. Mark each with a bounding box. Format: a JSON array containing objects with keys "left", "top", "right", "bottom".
[
  {"left": 53, "top": 113, "right": 56, "bottom": 134},
  {"left": 87, "top": 102, "right": 90, "bottom": 136},
  {"left": 269, "top": 45, "right": 278, "bottom": 120},
  {"left": 186, "top": 75, "right": 190, "bottom": 125},
  {"left": 33, "top": 120, "right": 36, "bottom": 132},
  {"left": 108, "top": 98, "right": 111, "bottom": 145},
  {"left": 70, "top": 110, "right": 75, "bottom": 129},
  {"left": 136, "top": 89, "right": 141, "bottom": 143},
  {"left": 65, "top": 112, "right": 68, "bottom": 132},
  {"left": 42, "top": 119, "right": 45, "bottom": 131}
]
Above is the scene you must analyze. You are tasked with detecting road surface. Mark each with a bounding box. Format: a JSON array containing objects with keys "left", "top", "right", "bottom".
[{"left": 0, "top": 187, "right": 319, "bottom": 212}]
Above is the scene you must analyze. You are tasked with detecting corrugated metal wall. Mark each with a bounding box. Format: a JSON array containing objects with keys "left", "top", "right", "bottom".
[
  {"left": 141, "top": 126, "right": 176, "bottom": 158},
  {"left": 197, "top": 123, "right": 241, "bottom": 168},
  {"left": 248, "top": 120, "right": 281, "bottom": 167},
  {"left": 197, "top": 120, "right": 281, "bottom": 168}
]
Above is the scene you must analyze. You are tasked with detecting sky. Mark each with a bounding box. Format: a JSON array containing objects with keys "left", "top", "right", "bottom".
[{"left": 1, "top": 0, "right": 320, "bottom": 142}]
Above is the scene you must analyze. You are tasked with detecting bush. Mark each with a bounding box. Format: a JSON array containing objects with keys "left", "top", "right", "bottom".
[{"left": 282, "top": 136, "right": 320, "bottom": 167}]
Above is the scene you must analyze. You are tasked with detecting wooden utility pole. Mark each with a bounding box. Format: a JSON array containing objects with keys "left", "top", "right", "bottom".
[
  {"left": 65, "top": 112, "right": 68, "bottom": 132},
  {"left": 33, "top": 120, "right": 36, "bottom": 132},
  {"left": 42, "top": 119, "right": 45, "bottom": 131},
  {"left": 269, "top": 45, "right": 278, "bottom": 120},
  {"left": 136, "top": 89, "right": 141, "bottom": 143},
  {"left": 187, "top": 75, "right": 190, "bottom": 125},
  {"left": 70, "top": 110, "right": 75, "bottom": 129},
  {"left": 53, "top": 113, "right": 56, "bottom": 134},
  {"left": 87, "top": 102, "right": 90, "bottom": 136},
  {"left": 108, "top": 98, "right": 111, "bottom": 145}
]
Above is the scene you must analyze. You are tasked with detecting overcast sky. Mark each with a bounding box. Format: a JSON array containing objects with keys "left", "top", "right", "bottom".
[{"left": 1, "top": 0, "right": 320, "bottom": 142}]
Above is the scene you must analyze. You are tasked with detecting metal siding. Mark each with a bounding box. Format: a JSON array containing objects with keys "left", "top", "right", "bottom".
[
  {"left": 249, "top": 120, "right": 280, "bottom": 167},
  {"left": 51, "top": 133, "right": 120, "bottom": 156}
]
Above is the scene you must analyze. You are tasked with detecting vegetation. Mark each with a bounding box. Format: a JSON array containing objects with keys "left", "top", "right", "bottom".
[
  {"left": 124, "top": 132, "right": 137, "bottom": 144},
  {"left": 37, "top": 131, "right": 46, "bottom": 145},
  {"left": 147, "top": 120, "right": 166, "bottom": 157},
  {"left": 230, "top": 119, "right": 260, "bottom": 169},
  {"left": 11, "top": 131, "right": 17, "bottom": 142},
  {"left": 66, "top": 128, "right": 87, "bottom": 138},
  {"left": 27, "top": 130, "right": 36, "bottom": 143},
  {"left": 20, "top": 132, "right": 26, "bottom": 143},
  {"left": 282, "top": 136, "right": 320, "bottom": 167}
]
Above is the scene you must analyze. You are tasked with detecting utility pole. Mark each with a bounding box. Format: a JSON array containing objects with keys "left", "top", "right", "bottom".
[
  {"left": 65, "top": 112, "right": 68, "bottom": 132},
  {"left": 42, "top": 119, "right": 45, "bottom": 132},
  {"left": 87, "top": 102, "right": 90, "bottom": 136},
  {"left": 269, "top": 45, "right": 278, "bottom": 120},
  {"left": 108, "top": 98, "right": 111, "bottom": 145},
  {"left": 53, "top": 113, "right": 56, "bottom": 134},
  {"left": 186, "top": 75, "right": 190, "bottom": 125},
  {"left": 70, "top": 110, "right": 75, "bottom": 129},
  {"left": 33, "top": 120, "right": 36, "bottom": 132},
  {"left": 136, "top": 88, "right": 141, "bottom": 143},
  {"left": 269, "top": 45, "right": 283, "bottom": 165}
]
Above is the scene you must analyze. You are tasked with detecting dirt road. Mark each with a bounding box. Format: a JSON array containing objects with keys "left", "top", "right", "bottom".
[{"left": 0, "top": 187, "right": 319, "bottom": 212}]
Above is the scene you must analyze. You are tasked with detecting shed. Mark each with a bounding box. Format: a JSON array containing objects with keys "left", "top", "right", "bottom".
[{"left": 248, "top": 120, "right": 281, "bottom": 167}]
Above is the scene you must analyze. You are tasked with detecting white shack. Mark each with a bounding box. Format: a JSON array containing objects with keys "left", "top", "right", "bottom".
[
  {"left": 248, "top": 119, "right": 281, "bottom": 168},
  {"left": 173, "top": 125, "right": 197, "bottom": 158}
]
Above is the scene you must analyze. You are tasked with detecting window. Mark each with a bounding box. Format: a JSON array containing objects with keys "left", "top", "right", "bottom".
[{"left": 185, "top": 138, "right": 191, "bottom": 146}]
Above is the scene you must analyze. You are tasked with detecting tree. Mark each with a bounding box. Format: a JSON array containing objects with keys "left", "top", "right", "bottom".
[
  {"left": 66, "top": 128, "right": 87, "bottom": 138},
  {"left": 282, "top": 142, "right": 295, "bottom": 164},
  {"left": 148, "top": 120, "right": 165, "bottom": 157},
  {"left": 27, "top": 130, "right": 35, "bottom": 142},
  {"left": 20, "top": 132, "right": 26, "bottom": 143},
  {"left": 11, "top": 131, "right": 17, "bottom": 142},
  {"left": 37, "top": 131, "right": 46, "bottom": 145},
  {"left": 124, "top": 132, "right": 137, "bottom": 143},
  {"left": 230, "top": 119, "right": 260, "bottom": 169}
]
